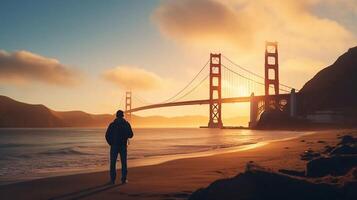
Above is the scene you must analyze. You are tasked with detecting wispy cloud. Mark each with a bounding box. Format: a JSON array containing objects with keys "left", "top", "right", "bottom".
[
  {"left": 153, "top": 0, "right": 356, "bottom": 59},
  {"left": 0, "top": 50, "right": 80, "bottom": 86},
  {"left": 102, "top": 66, "right": 166, "bottom": 91}
]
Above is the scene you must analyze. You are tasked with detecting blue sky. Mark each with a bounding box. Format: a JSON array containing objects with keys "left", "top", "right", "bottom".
[
  {"left": 0, "top": 0, "right": 199, "bottom": 80},
  {"left": 0, "top": 0, "right": 171, "bottom": 75},
  {"left": 0, "top": 0, "right": 208, "bottom": 117}
]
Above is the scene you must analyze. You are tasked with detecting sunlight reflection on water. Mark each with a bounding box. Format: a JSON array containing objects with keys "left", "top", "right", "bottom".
[{"left": 0, "top": 128, "right": 306, "bottom": 185}]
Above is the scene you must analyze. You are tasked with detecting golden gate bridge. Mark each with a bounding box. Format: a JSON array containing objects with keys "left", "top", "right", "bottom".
[{"left": 121, "top": 42, "right": 298, "bottom": 128}]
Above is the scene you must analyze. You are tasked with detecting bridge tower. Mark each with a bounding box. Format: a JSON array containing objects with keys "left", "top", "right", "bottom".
[
  {"left": 208, "top": 53, "right": 223, "bottom": 128},
  {"left": 125, "top": 91, "right": 132, "bottom": 122},
  {"left": 264, "top": 41, "right": 279, "bottom": 109},
  {"left": 249, "top": 92, "right": 258, "bottom": 128}
]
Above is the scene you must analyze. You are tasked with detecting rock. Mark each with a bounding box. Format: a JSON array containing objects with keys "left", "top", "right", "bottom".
[
  {"left": 351, "top": 168, "right": 357, "bottom": 180},
  {"left": 278, "top": 169, "right": 305, "bottom": 177},
  {"left": 306, "top": 155, "right": 357, "bottom": 177},
  {"left": 323, "top": 145, "right": 334, "bottom": 154},
  {"left": 338, "top": 135, "right": 357, "bottom": 145},
  {"left": 245, "top": 161, "right": 266, "bottom": 172},
  {"left": 300, "top": 150, "right": 321, "bottom": 161},
  {"left": 189, "top": 163, "right": 340, "bottom": 200},
  {"left": 330, "top": 144, "right": 357, "bottom": 155},
  {"left": 342, "top": 181, "right": 357, "bottom": 200}
]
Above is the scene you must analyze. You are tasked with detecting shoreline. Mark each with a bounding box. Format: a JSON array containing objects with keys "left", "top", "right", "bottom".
[
  {"left": 0, "top": 130, "right": 312, "bottom": 187},
  {"left": 1, "top": 129, "right": 353, "bottom": 200},
  {"left": 0, "top": 141, "right": 267, "bottom": 187}
]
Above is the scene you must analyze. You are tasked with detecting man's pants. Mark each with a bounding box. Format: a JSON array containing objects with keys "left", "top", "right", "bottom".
[{"left": 110, "top": 145, "right": 127, "bottom": 182}]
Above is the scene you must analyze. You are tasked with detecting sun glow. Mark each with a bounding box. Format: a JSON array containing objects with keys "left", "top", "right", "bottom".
[{"left": 222, "top": 80, "right": 251, "bottom": 97}]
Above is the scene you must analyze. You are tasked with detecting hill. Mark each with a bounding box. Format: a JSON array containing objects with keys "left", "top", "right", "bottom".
[
  {"left": 0, "top": 95, "right": 113, "bottom": 127},
  {"left": 0, "top": 95, "right": 248, "bottom": 128},
  {"left": 300, "top": 46, "right": 357, "bottom": 114}
]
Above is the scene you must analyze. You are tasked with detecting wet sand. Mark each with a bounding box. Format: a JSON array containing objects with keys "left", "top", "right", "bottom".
[{"left": 0, "top": 129, "right": 354, "bottom": 200}]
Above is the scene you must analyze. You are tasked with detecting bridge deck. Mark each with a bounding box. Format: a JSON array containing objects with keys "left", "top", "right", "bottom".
[
  {"left": 128, "top": 97, "right": 248, "bottom": 112},
  {"left": 127, "top": 94, "right": 290, "bottom": 113}
]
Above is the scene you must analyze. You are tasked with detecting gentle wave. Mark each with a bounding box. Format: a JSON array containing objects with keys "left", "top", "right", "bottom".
[
  {"left": 39, "top": 147, "right": 93, "bottom": 156},
  {"left": 0, "top": 143, "right": 40, "bottom": 148},
  {"left": 0, "top": 142, "right": 95, "bottom": 149},
  {"left": 135, "top": 142, "right": 257, "bottom": 158}
]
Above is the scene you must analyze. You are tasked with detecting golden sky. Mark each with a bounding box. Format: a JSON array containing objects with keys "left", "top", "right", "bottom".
[{"left": 0, "top": 0, "right": 356, "bottom": 122}]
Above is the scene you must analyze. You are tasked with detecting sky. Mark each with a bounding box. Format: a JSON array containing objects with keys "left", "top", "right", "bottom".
[{"left": 0, "top": 0, "right": 356, "bottom": 122}]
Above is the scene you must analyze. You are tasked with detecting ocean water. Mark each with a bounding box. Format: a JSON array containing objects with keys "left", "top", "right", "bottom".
[{"left": 0, "top": 128, "right": 305, "bottom": 185}]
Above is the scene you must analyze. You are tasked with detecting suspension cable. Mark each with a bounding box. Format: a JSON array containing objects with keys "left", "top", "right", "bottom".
[
  {"left": 173, "top": 75, "right": 209, "bottom": 102},
  {"left": 132, "top": 95, "right": 149, "bottom": 105},
  {"left": 132, "top": 96, "right": 145, "bottom": 105},
  {"left": 222, "top": 55, "right": 296, "bottom": 90},
  {"left": 222, "top": 64, "right": 290, "bottom": 93},
  {"left": 162, "top": 59, "right": 209, "bottom": 103}
]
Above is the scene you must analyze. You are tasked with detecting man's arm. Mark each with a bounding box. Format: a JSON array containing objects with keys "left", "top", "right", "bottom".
[
  {"left": 127, "top": 122, "right": 134, "bottom": 138},
  {"left": 105, "top": 124, "right": 112, "bottom": 145}
]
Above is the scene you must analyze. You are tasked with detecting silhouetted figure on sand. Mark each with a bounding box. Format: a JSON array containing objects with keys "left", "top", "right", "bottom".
[{"left": 105, "top": 110, "right": 133, "bottom": 184}]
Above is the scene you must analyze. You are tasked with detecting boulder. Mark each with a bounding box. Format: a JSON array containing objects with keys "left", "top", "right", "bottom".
[
  {"left": 330, "top": 145, "right": 357, "bottom": 155},
  {"left": 306, "top": 155, "right": 357, "bottom": 177},
  {"left": 189, "top": 163, "right": 340, "bottom": 200}
]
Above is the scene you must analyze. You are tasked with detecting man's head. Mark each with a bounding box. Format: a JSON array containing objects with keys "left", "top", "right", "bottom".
[{"left": 116, "top": 110, "right": 124, "bottom": 118}]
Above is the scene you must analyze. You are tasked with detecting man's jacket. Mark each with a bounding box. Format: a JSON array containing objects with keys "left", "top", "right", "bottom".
[{"left": 105, "top": 118, "right": 133, "bottom": 146}]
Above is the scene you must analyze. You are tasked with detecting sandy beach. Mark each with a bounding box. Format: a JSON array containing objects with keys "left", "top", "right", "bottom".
[{"left": 0, "top": 129, "right": 355, "bottom": 200}]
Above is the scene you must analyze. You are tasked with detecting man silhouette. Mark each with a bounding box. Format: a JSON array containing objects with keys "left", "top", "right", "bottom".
[{"left": 105, "top": 110, "right": 133, "bottom": 184}]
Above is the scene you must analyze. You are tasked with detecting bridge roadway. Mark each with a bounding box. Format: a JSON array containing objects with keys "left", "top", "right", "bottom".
[{"left": 127, "top": 94, "right": 290, "bottom": 113}]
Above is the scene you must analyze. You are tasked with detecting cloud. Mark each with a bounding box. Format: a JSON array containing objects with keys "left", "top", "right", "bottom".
[
  {"left": 152, "top": 0, "right": 357, "bottom": 89},
  {"left": 153, "top": 0, "right": 254, "bottom": 48},
  {"left": 0, "top": 50, "right": 79, "bottom": 86},
  {"left": 324, "top": 0, "right": 357, "bottom": 14},
  {"left": 102, "top": 66, "right": 166, "bottom": 91},
  {"left": 153, "top": 0, "right": 356, "bottom": 58}
]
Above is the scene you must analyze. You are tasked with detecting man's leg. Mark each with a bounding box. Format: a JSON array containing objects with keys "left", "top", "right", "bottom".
[
  {"left": 119, "top": 145, "right": 128, "bottom": 183},
  {"left": 110, "top": 146, "right": 119, "bottom": 183}
]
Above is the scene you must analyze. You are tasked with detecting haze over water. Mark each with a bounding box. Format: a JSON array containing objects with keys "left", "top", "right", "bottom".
[{"left": 0, "top": 128, "right": 306, "bottom": 185}]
